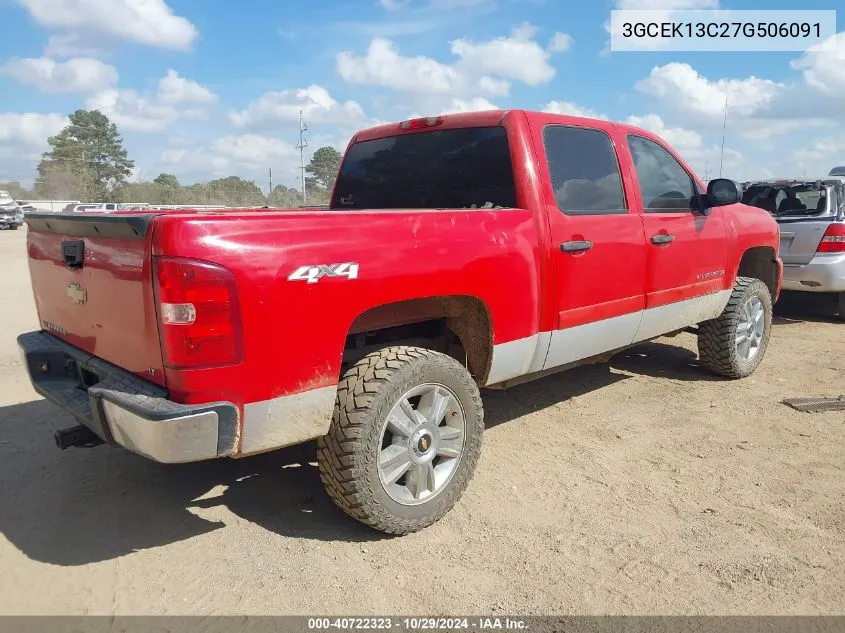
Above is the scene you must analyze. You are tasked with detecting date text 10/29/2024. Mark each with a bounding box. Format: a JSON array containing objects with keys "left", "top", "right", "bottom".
[{"left": 307, "top": 618, "right": 528, "bottom": 630}]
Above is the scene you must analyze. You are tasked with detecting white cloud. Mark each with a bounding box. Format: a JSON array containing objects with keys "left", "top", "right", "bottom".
[
  {"left": 14, "top": 0, "right": 198, "bottom": 51},
  {"left": 543, "top": 101, "right": 608, "bottom": 120},
  {"left": 478, "top": 76, "right": 510, "bottom": 96},
  {"left": 792, "top": 136, "right": 844, "bottom": 165},
  {"left": 379, "top": 0, "right": 406, "bottom": 8},
  {"left": 633, "top": 60, "right": 842, "bottom": 151},
  {"left": 86, "top": 89, "right": 178, "bottom": 133},
  {"left": 0, "top": 57, "right": 117, "bottom": 94},
  {"left": 0, "top": 112, "right": 68, "bottom": 182},
  {"left": 615, "top": 0, "right": 718, "bottom": 7},
  {"left": 451, "top": 26, "right": 558, "bottom": 86},
  {"left": 338, "top": 38, "right": 461, "bottom": 93},
  {"left": 442, "top": 97, "right": 499, "bottom": 114},
  {"left": 211, "top": 135, "right": 299, "bottom": 167},
  {"left": 229, "top": 85, "right": 365, "bottom": 130},
  {"left": 44, "top": 33, "right": 107, "bottom": 57},
  {"left": 625, "top": 114, "right": 703, "bottom": 152},
  {"left": 337, "top": 24, "right": 568, "bottom": 97},
  {"left": 548, "top": 32, "right": 574, "bottom": 53},
  {"left": 791, "top": 31, "right": 845, "bottom": 97},
  {"left": 85, "top": 70, "right": 215, "bottom": 133},
  {"left": 157, "top": 69, "right": 216, "bottom": 104},
  {"left": 512, "top": 22, "right": 539, "bottom": 41},
  {"left": 160, "top": 133, "right": 306, "bottom": 181},
  {"left": 636, "top": 62, "right": 783, "bottom": 119},
  {"left": 0, "top": 112, "right": 68, "bottom": 146}
]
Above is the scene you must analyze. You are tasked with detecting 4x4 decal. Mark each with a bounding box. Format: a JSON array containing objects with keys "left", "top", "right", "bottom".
[{"left": 287, "top": 263, "right": 359, "bottom": 284}]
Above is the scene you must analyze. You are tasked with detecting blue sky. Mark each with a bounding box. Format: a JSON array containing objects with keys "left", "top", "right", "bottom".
[{"left": 0, "top": 0, "right": 843, "bottom": 191}]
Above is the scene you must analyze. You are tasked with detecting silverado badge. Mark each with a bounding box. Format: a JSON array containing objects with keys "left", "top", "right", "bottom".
[{"left": 67, "top": 281, "right": 87, "bottom": 305}]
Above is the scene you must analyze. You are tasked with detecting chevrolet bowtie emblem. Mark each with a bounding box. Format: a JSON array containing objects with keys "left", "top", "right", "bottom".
[{"left": 67, "top": 281, "right": 87, "bottom": 305}]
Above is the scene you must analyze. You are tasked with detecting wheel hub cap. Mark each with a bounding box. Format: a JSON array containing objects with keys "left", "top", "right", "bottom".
[
  {"left": 377, "top": 383, "right": 466, "bottom": 506},
  {"left": 736, "top": 296, "right": 765, "bottom": 362},
  {"left": 415, "top": 431, "right": 433, "bottom": 455}
]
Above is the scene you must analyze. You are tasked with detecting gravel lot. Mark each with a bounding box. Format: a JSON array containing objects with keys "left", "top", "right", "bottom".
[{"left": 0, "top": 226, "right": 843, "bottom": 615}]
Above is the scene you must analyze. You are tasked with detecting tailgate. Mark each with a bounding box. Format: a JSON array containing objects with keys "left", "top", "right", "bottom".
[
  {"left": 777, "top": 219, "right": 831, "bottom": 265},
  {"left": 25, "top": 213, "right": 166, "bottom": 387}
]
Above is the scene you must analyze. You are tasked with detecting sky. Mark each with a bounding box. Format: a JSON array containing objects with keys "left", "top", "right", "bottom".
[{"left": 0, "top": 0, "right": 843, "bottom": 192}]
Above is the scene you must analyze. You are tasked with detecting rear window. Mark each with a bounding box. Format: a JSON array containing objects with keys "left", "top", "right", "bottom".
[
  {"left": 742, "top": 184, "right": 829, "bottom": 217},
  {"left": 330, "top": 127, "right": 517, "bottom": 210}
]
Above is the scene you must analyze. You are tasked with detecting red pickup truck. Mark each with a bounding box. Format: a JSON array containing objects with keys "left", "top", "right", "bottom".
[{"left": 19, "top": 110, "right": 782, "bottom": 534}]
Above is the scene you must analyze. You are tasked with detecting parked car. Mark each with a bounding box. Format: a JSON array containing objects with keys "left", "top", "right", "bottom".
[
  {"left": 15, "top": 201, "right": 38, "bottom": 214},
  {"left": 18, "top": 110, "right": 782, "bottom": 534},
  {"left": 88, "top": 203, "right": 151, "bottom": 212},
  {"left": 0, "top": 202, "right": 23, "bottom": 230},
  {"left": 742, "top": 178, "right": 845, "bottom": 318},
  {"left": 61, "top": 203, "right": 101, "bottom": 213}
]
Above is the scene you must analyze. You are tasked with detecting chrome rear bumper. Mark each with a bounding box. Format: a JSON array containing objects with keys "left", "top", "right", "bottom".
[{"left": 17, "top": 331, "right": 239, "bottom": 463}]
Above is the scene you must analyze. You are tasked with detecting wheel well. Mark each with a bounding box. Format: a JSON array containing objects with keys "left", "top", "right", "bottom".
[
  {"left": 737, "top": 246, "right": 778, "bottom": 299},
  {"left": 342, "top": 296, "right": 493, "bottom": 382}
]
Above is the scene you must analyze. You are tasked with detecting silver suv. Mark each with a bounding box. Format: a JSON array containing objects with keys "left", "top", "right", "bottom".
[
  {"left": 0, "top": 202, "right": 24, "bottom": 230},
  {"left": 742, "top": 178, "right": 845, "bottom": 319}
]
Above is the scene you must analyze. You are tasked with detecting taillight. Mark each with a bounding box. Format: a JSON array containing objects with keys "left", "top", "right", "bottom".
[
  {"left": 817, "top": 224, "right": 845, "bottom": 253},
  {"left": 399, "top": 116, "right": 443, "bottom": 130},
  {"left": 153, "top": 257, "right": 243, "bottom": 369}
]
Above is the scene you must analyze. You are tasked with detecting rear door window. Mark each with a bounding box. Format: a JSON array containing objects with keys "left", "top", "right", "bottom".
[
  {"left": 542, "top": 125, "right": 627, "bottom": 215},
  {"left": 331, "top": 127, "right": 517, "bottom": 210}
]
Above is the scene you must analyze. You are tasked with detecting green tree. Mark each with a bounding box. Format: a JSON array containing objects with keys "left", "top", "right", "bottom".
[
  {"left": 305, "top": 146, "right": 342, "bottom": 194},
  {"left": 206, "top": 176, "right": 266, "bottom": 206},
  {"left": 35, "top": 109, "right": 134, "bottom": 201},
  {"left": 153, "top": 173, "right": 180, "bottom": 188},
  {"left": 0, "top": 181, "right": 34, "bottom": 199},
  {"left": 269, "top": 184, "right": 303, "bottom": 208}
]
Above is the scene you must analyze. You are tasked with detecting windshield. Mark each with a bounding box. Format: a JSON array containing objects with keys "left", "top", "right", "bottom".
[
  {"left": 331, "top": 126, "right": 517, "bottom": 210},
  {"left": 742, "top": 183, "right": 829, "bottom": 217},
  {"left": 829, "top": 166, "right": 845, "bottom": 176}
]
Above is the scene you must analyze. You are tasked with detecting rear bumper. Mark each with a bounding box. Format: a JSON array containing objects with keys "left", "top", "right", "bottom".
[
  {"left": 17, "top": 331, "right": 239, "bottom": 463},
  {"left": 781, "top": 253, "right": 845, "bottom": 293}
]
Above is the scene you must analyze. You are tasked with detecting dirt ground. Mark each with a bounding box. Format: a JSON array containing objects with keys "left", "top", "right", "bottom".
[{"left": 0, "top": 226, "right": 842, "bottom": 616}]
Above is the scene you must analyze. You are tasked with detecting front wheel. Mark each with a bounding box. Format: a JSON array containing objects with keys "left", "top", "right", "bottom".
[
  {"left": 317, "top": 346, "right": 483, "bottom": 535},
  {"left": 698, "top": 277, "right": 773, "bottom": 379}
]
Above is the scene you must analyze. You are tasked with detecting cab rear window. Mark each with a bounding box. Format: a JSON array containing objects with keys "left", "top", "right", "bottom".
[{"left": 330, "top": 127, "right": 517, "bottom": 210}]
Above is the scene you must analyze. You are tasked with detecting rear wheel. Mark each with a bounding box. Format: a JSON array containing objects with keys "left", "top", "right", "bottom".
[
  {"left": 698, "top": 277, "right": 773, "bottom": 379},
  {"left": 317, "top": 346, "right": 483, "bottom": 535},
  {"left": 838, "top": 292, "right": 845, "bottom": 321}
]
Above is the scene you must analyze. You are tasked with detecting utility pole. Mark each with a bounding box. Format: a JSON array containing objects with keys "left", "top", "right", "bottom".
[
  {"left": 719, "top": 92, "right": 729, "bottom": 178},
  {"left": 268, "top": 167, "right": 273, "bottom": 198},
  {"left": 81, "top": 148, "right": 86, "bottom": 201},
  {"left": 705, "top": 161, "right": 710, "bottom": 181},
  {"left": 296, "top": 109, "right": 308, "bottom": 202}
]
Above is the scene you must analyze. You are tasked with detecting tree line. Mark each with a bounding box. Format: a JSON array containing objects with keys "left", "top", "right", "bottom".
[{"left": 1, "top": 109, "right": 343, "bottom": 208}]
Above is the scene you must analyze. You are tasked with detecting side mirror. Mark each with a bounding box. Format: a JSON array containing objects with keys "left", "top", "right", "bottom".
[{"left": 707, "top": 178, "right": 742, "bottom": 207}]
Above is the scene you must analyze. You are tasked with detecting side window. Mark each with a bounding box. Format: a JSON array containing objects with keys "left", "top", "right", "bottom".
[
  {"left": 627, "top": 135, "right": 696, "bottom": 212},
  {"left": 543, "top": 125, "right": 627, "bottom": 216}
]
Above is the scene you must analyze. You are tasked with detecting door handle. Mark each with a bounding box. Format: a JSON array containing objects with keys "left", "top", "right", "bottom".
[
  {"left": 560, "top": 240, "right": 593, "bottom": 253},
  {"left": 650, "top": 234, "right": 675, "bottom": 245}
]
